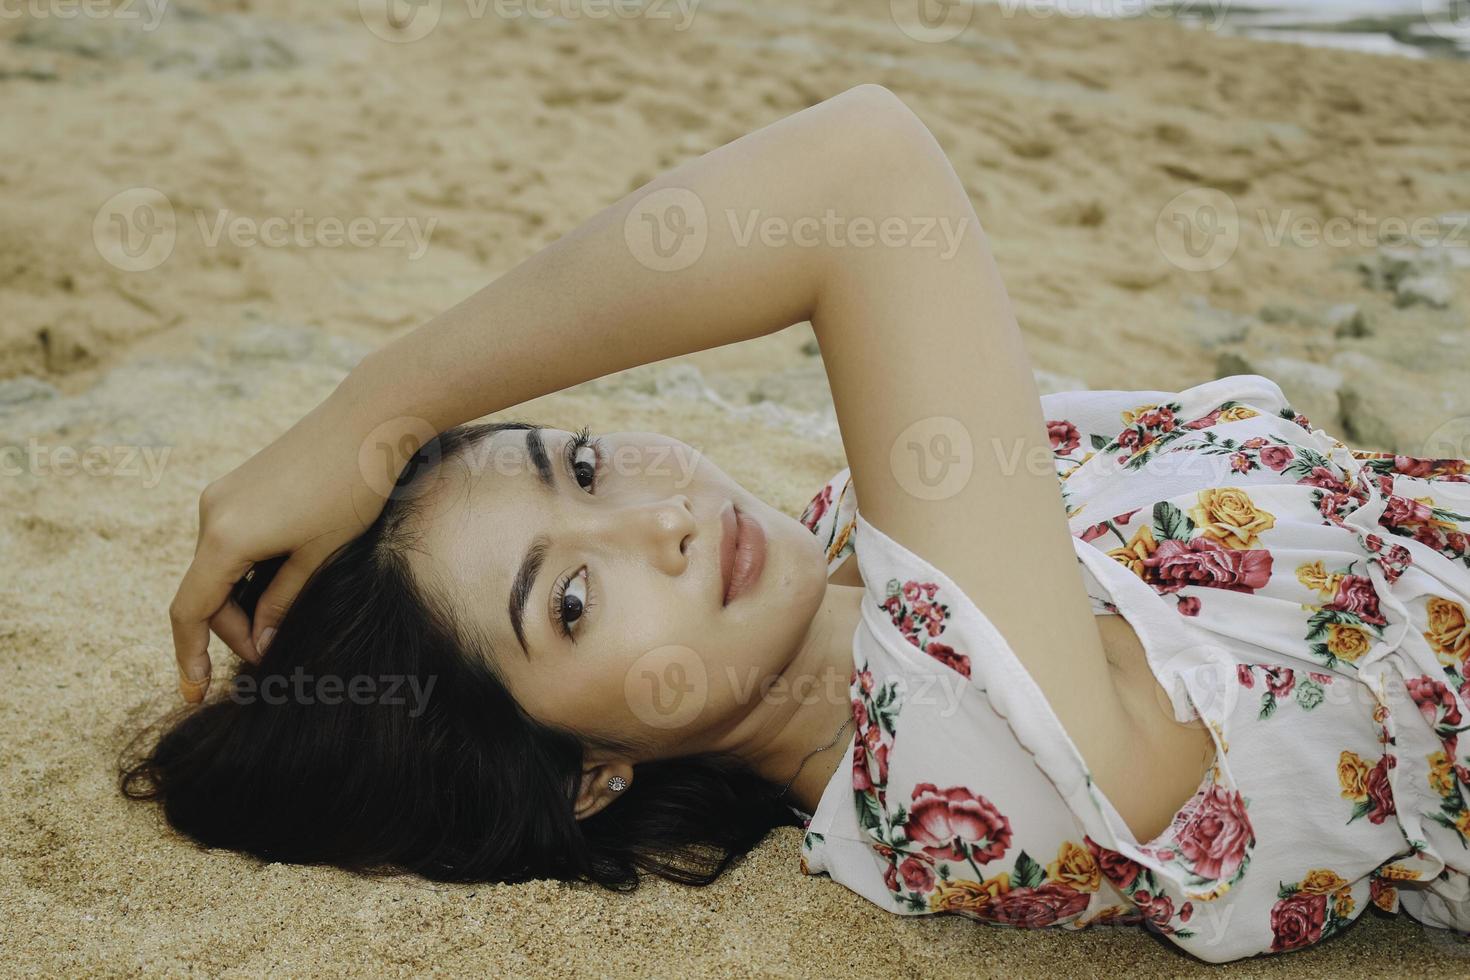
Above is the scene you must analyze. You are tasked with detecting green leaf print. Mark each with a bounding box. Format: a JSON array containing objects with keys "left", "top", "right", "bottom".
[
  {"left": 1013, "top": 850, "right": 1046, "bottom": 890},
  {"left": 1153, "top": 500, "right": 1196, "bottom": 542}
]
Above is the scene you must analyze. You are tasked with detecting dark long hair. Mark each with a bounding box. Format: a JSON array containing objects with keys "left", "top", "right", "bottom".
[{"left": 121, "top": 421, "right": 800, "bottom": 888}]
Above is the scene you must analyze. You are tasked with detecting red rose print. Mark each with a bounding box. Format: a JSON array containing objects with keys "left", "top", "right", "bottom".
[
  {"left": 1172, "top": 783, "right": 1253, "bottom": 882},
  {"left": 1241, "top": 437, "right": 1267, "bottom": 449},
  {"left": 1260, "top": 445, "right": 1294, "bottom": 471},
  {"left": 1141, "top": 537, "right": 1273, "bottom": 594},
  {"left": 1365, "top": 755, "right": 1397, "bottom": 825},
  {"left": 1383, "top": 494, "right": 1434, "bottom": 527},
  {"left": 1085, "top": 836, "right": 1143, "bottom": 891},
  {"left": 1138, "top": 891, "right": 1175, "bottom": 930},
  {"left": 1177, "top": 595, "right": 1201, "bottom": 616},
  {"left": 898, "top": 856, "right": 936, "bottom": 893},
  {"left": 1395, "top": 455, "right": 1436, "bottom": 478},
  {"left": 1048, "top": 420, "right": 1081, "bottom": 455},
  {"left": 1326, "top": 574, "right": 1387, "bottom": 626},
  {"left": 801, "top": 485, "right": 832, "bottom": 531},
  {"left": 1263, "top": 666, "right": 1295, "bottom": 699},
  {"left": 1081, "top": 522, "right": 1111, "bottom": 543},
  {"left": 882, "top": 861, "right": 899, "bottom": 893},
  {"left": 1185, "top": 409, "right": 1222, "bottom": 430},
  {"left": 1300, "top": 466, "right": 1349, "bottom": 493},
  {"left": 924, "top": 641, "right": 972, "bottom": 679},
  {"left": 852, "top": 739, "right": 872, "bottom": 793},
  {"left": 906, "top": 784, "right": 1012, "bottom": 865},
  {"left": 1270, "top": 892, "right": 1327, "bottom": 951},
  {"left": 1407, "top": 676, "right": 1463, "bottom": 729},
  {"left": 1237, "top": 664, "right": 1255, "bottom": 688},
  {"left": 1414, "top": 524, "right": 1448, "bottom": 550},
  {"left": 980, "top": 882, "right": 1090, "bottom": 928}
]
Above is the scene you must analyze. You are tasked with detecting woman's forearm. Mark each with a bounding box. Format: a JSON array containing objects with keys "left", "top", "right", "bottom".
[{"left": 341, "top": 84, "right": 915, "bottom": 435}]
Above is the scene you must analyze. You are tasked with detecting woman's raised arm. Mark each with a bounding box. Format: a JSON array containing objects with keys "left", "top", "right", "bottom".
[{"left": 170, "top": 83, "right": 930, "bottom": 699}]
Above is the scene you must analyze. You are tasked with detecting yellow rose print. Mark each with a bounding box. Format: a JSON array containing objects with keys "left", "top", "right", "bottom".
[
  {"left": 930, "top": 874, "right": 1010, "bottom": 914},
  {"left": 1326, "top": 624, "right": 1372, "bottom": 662},
  {"left": 1429, "top": 750, "right": 1454, "bottom": 797},
  {"left": 1190, "top": 488, "right": 1276, "bottom": 550},
  {"left": 1107, "top": 524, "right": 1157, "bottom": 579},
  {"left": 1219, "top": 406, "right": 1260, "bottom": 422},
  {"left": 1333, "top": 888, "right": 1354, "bottom": 918},
  {"left": 1424, "top": 596, "right": 1470, "bottom": 667},
  {"left": 1376, "top": 863, "right": 1423, "bottom": 882},
  {"left": 1047, "top": 840, "right": 1101, "bottom": 893},
  {"left": 1338, "top": 750, "right": 1370, "bottom": 799},
  {"left": 1299, "top": 868, "right": 1349, "bottom": 895}
]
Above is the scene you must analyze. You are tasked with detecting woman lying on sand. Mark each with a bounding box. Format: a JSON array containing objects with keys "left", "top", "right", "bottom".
[{"left": 129, "top": 85, "right": 1470, "bottom": 963}]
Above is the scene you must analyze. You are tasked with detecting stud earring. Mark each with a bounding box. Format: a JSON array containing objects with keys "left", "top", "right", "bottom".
[{"left": 606, "top": 775, "right": 628, "bottom": 792}]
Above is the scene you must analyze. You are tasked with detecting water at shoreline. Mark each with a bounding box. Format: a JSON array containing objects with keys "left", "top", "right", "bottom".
[{"left": 983, "top": 2, "right": 1470, "bottom": 59}]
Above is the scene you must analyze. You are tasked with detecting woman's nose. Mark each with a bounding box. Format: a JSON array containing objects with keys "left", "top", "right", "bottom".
[{"left": 625, "top": 494, "right": 695, "bottom": 575}]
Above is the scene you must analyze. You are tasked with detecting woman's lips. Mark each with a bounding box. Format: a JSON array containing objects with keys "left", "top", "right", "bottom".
[{"left": 721, "top": 504, "right": 766, "bottom": 606}]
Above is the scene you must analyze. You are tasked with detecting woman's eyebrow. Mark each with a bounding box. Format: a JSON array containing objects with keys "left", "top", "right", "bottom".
[{"left": 507, "top": 427, "right": 558, "bottom": 658}]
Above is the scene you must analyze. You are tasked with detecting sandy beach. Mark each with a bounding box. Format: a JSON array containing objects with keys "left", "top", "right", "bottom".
[{"left": 3, "top": 0, "right": 1470, "bottom": 975}]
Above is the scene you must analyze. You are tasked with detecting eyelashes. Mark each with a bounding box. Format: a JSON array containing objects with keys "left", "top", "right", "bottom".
[
  {"left": 552, "top": 426, "right": 605, "bottom": 640},
  {"left": 564, "top": 425, "right": 605, "bottom": 493}
]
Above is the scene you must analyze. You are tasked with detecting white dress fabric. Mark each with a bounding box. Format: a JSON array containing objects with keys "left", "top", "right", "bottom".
[{"left": 793, "top": 374, "right": 1470, "bottom": 963}]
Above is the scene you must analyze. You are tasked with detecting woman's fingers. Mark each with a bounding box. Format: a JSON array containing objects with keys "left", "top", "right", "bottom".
[
  {"left": 210, "top": 599, "right": 261, "bottom": 666},
  {"left": 169, "top": 547, "right": 252, "bottom": 703},
  {"left": 249, "top": 535, "right": 350, "bottom": 655}
]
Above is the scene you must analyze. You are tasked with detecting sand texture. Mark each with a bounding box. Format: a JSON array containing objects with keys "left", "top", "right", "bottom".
[{"left": 3, "top": 0, "right": 1470, "bottom": 975}]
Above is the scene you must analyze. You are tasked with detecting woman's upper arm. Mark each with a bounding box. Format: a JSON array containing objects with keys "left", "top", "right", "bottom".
[{"left": 807, "top": 90, "right": 1130, "bottom": 740}]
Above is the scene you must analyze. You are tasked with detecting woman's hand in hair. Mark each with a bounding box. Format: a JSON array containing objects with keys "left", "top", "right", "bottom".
[{"left": 168, "top": 375, "right": 422, "bottom": 702}]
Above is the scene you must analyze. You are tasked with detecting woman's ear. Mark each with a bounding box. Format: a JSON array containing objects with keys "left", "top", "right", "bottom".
[{"left": 573, "top": 759, "right": 635, "bottom": 821}]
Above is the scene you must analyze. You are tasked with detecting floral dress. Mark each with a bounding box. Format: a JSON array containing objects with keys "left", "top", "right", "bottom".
[{"left": 793, "top": 373, "right": 1470, "bottom": 963}]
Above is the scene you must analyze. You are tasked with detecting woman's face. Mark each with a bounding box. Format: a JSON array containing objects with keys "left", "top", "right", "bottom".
[{"left": 405, "top": 426, "right": 830, "bottom": 754}]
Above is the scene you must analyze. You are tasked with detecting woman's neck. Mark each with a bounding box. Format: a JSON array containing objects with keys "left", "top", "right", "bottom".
[{"left": 739, "top": 581, "right": 865, "bottom": 814}]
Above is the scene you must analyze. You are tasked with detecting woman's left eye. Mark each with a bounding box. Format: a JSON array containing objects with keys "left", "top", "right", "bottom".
[{"left": 566, "top": 429, "right": 603, "bottom": 492}]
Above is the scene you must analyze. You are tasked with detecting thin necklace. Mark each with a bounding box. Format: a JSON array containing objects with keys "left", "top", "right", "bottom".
[{"left": 777, "top": 714, "right": 854, "bottom": 802}]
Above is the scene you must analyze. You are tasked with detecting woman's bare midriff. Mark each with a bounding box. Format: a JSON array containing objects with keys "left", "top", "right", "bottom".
[{"left": 1094, "top": 612, "right": 1218, "bottom": 843}]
